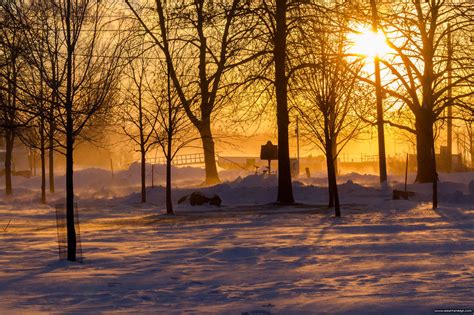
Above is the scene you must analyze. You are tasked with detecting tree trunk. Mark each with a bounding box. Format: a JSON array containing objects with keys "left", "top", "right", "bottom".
[
  {"left": 199, "top": 121, "right": 219, "bottom": 185},
  {"left": 470, "top": 132, "right": 474, "bottom": 169},
  {"left": 140, "top": 148, "right": 146, "bottom": 203},
  {"left": 328, "top": 156, "right": 341, "bottom": 217},
  {"left": 166, "top": 156, "right": 173, "bottom": 215},
  {"left": 326, "top": 150, "right": 334, "bottom": 208},
  {"left": 325, "top": 119, "right": 334, "bottom": 207},
  {"left": 332, "top": 139, "right": 338, "bottom": 176},
  {"left": 431, "top": 127, "right": 438, "bottom": 209},
  {"left": 415, "top": 111, "right": 437, "bottom": 183},
  {"left": 49, "top": 95, "right": 55, "bottom": 193},
  {"left": 324, "top": 117, "right": 340, "bottom": 217},
  {"left": 4, "top": 131, "right": 14, "bottom": 196},
  {"left": 40, "top": 148, "right": 46, "bottom": 203},
  {"left": 40, "top": 116, "right": 46, "bottom": 204},
  {"left": 65, "top": 0, "right": 76, "bottom": 262},
  {"left": 375, "top": 57, "right": 387, "bottom": 184},
  {"left": 31, "top": 149, "right": 37, "bottom": 177},
  {"left": 138, "top": 79, "right": 146, "bottom": 203},
  {"left": 49, "top": 143, "right": 54, "bottom": 193},
  {"left": 66, "top": 122, "right": 76, "bottom": 262},
  {"left": 274, "top": 0, "right": 294, "bottom": 204}
]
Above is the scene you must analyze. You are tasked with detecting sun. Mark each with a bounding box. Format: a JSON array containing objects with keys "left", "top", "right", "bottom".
[{"left": 347, "top": 25, "right": 391, "bottom": 58}]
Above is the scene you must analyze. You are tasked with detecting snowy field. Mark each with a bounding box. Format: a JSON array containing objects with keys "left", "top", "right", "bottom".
[{"left": 0, "top": 166, "right": 473, "bottom": 314}]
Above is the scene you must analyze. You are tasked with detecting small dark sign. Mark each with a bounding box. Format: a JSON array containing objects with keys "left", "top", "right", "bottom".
[{"left": 260, "top": 141, "right": 278, "bottom": 161}]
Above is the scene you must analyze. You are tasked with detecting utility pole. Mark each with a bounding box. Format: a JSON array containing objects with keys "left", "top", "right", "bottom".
[
  {"left": 296, "top": 116, "right": 300, "bottom": 176},
  {"left": 447, "top": 23, "right": 453, "bottom": 172},
  {"left": 370, "top": 0, "right": 387, "bottom": 184}
]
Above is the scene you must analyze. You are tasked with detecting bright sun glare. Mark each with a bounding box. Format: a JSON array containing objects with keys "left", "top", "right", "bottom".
[{"left": 348, "top": 26, "right": 391, "bottom": 58}]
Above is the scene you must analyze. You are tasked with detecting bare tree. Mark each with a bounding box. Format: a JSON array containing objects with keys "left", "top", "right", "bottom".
[
  {"left": 125, "top": 0, "right": 259, "bottom": 185},
  {"left": 17, "top": 66, "right": 49, "bottom": 203},
  {"left": 153, "top": 63, "right": 196, "bottom": 215},
  {"left": 385, "top": 1, "right": 471, "bottom": 208},
  {"left": 293, "top": 6, "right": 367, "bottom": 217},
  {"left": 0, "top": 3, "right": 28, "bottom": 196},
  {"left": 34, "top": 0, "right": 64, "bottom": 194},
  {"left": 356, "top": 0, "right": 473, "bottom": 186},
  {"left": 120, "top": 48, "right": 160, "bottom": 203},
  {"left": 272, "top": 0, "right": 295, "bottom": 203},
  {"left": 13, "top": 0, "right": 126, "bottom": 261},
  {"left": 249, "top": 0, "right": 311, "bottom": 204},
  {"left": 4, "top": 0, "right": 71, "bottom": 199},
  {"left": 13, "top": 0, "right": 65, "bottom": 203}
]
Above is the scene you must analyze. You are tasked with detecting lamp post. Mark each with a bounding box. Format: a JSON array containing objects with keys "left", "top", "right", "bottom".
[
  {"left": 447, "top": 22, "right": 453, "bottom": 172},
  {"left": 296, "top": 116, "right": 300, "bottom": 177},
  {"left": 370, "top": 0, "right": 388, "bottom": 184}
]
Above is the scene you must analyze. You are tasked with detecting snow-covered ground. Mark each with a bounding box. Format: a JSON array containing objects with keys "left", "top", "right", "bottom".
[{"left": 0, "top": 166, "right": 473, "bottom": 314}]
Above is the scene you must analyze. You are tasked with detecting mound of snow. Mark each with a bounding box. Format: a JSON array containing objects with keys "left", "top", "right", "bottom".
[
  {"left": 392, "top": 181, "right": 471, "bottom": 204},
  {"left": 338, "top": 172, "right": 380, "bottom": 185},
  {"left": 125, "top": 162, "right": 205, "bottom": 186},
  {"left": 230, "top": 174, "right": 278, "bottom": 188}
]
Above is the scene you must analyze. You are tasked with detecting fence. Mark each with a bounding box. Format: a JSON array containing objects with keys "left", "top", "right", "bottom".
[
  {"left": 55, "top": 203, "right": 83, "bottom": 262},
  {"left": 148, "top": 153, "right": 207, "bottom": 166}
]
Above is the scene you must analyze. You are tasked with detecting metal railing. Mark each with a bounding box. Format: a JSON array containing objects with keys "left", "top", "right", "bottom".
[{"left": 148, "top": 153, "right": 206, "bottom": 166}]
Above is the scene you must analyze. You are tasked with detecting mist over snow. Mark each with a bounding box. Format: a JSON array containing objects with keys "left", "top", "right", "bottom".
[{"left": 2, "top": 165, "right": 473, "bottom": 208}]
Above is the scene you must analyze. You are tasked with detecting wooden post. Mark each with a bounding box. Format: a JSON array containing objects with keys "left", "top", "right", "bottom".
[
  {"left": 110, "top": 158, "right": 114, "bottom": 178},
  {"left": 404, "top": 153, "right": 408, "bottom": 192}
]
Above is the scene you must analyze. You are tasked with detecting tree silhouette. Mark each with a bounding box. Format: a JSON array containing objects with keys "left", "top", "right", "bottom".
[{"left": 125, "top": 0, "right": 259, "bottom": 185}]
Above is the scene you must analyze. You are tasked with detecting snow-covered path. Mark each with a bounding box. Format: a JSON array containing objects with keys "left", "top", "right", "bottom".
[{"left": 0, "top": 202, "right": 473, "bottom": 314}]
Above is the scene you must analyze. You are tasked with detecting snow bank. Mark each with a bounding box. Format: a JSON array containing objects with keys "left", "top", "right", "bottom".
[
  {"left": 2, "top": 167, "right": 473, "bottom": 208},
  {"left": 393, "top": 180, "right": 474, "bottom": 204}
]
